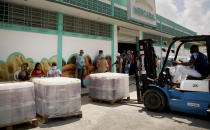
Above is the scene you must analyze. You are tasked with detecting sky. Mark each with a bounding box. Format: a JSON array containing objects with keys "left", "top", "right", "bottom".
[{"left": 156, "top": 0, "right": 210, "bottom": 35}]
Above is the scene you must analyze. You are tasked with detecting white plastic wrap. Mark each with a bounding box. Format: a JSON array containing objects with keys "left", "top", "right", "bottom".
[
  {"left": 32, "top": 77, "right": 81, "bottom": 118},
  {"left": 89, "top": 73, "right": 129, "bottom": 100},
  {"left": 0, "top": 82, "right": 35, "bottom": 126}
]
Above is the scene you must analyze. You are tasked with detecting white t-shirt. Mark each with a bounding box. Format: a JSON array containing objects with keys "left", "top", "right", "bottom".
[{"left": 48, "top": 69, "right": 62, "bottom": 77}]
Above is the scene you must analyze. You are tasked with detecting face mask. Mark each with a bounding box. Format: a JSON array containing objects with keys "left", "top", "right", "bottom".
[{"left": 52, "top": 66, "right": 57, "bottom": 70}]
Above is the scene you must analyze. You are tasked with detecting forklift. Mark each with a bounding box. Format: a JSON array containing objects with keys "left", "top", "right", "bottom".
[{"left": 135, "top": 35, "right": 210, "bottom": 116}]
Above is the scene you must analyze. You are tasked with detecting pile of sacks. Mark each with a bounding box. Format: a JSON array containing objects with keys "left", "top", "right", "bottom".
[
  {"left": 89, "top": 73, "right": 129, "bottom": 100},
  {"left": 33, "top": 77, "right": 81, "bottom": 118},
  {"left": 0, "top": 82, "right": 36, "bottom": 126}
]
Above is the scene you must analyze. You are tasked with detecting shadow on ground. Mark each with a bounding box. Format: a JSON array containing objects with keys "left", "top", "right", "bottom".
[
  {"left": 138, "top": 107, "right": 210, "bottom": 129},
  {"left": 38, "top": 117, "right": 81, "bottom": 128}
]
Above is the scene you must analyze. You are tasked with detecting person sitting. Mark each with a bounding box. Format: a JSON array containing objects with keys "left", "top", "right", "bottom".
[
  {"left": 96, "top": 55, "right": 109, "bottom": 73},
  {"left": 171, "top": 45, "right": 208, "bottom": 84},
  {"left": 48, "top": 62, "right": 61, "bottom": 77},
  {"left": 31, "top": 63, "right": 45, "bottom": 77},
  {"left": 18, "top": 63, "right": 30, "bottom": 81}
]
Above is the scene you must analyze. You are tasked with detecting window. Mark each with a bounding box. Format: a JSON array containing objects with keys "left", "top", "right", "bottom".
[
  {"left": 0, "top": 2, "right": 57, "bottom": 30},
  {"left": 63, "top": 15, "right": 111, "bottom": 37}
]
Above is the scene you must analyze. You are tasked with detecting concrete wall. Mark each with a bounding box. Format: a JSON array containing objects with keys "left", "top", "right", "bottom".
[
  {"left": 0, "top": 29, "right": 57, "bottom": 62},
  {"left": 62, "top": 36, "right": 112, "bottom": 61}
]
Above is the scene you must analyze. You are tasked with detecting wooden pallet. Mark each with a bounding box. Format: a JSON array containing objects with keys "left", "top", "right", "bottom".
[
  {"left": 36, "top": 111, "right": 82, "bottom": 124},
  {"left": 0, "top": 119, "right": 38, "bottom": 130},
  {"left": 90, "top": 96, "right": 130, "bottom": 105}
]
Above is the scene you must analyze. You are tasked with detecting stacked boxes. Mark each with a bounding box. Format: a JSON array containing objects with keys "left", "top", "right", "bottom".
[
  {"left": 33, "top": 77, "right": 81, "bottom": 118},
  {"left": 89, "top": 73, "right": 129, "bottom": 100},
  {"left": 0, "top": 82, "right": 36, "bottom": 126}
]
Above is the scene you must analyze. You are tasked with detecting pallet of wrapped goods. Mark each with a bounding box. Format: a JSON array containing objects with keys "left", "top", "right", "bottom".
[
  {"left": 0, "top": 82, "right": 37, "bottom": 129},
  {"left": 32, "top": 77, "right": 82, "bottom": 123},
  {"left": 89, "top": 73, "right": 130, "bottom": 104}
]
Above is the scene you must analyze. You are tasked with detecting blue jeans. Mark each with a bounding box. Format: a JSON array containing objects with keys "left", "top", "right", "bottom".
[
  {"left": 124, "top": 64, "right": 130, "bottom": 74},
  {"left": 77, "top": 69, "right": 84, "bottom": 87}
]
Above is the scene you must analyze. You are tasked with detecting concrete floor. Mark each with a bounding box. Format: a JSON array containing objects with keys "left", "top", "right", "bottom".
[{"left": 31, "top": 80, "right": 210, "bottom": 130}]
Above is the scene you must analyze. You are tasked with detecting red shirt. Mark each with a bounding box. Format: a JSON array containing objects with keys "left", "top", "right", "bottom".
[
  {"left": 131, "top": 54, "right": 134, "bottom": 64},
  {"left": 31, "top": 70, "right": 45, "bottom": 77}
]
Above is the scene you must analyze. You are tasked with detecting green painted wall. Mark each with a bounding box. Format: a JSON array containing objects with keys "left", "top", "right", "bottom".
[{"left": 136, "top": 37, "right": 139, "bottom": 51}]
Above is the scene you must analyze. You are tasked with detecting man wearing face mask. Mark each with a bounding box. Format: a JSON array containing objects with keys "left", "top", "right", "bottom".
[
  {"left": 171, "top": 45, "right": 208, "bottom": 84},
  {"left": 48, "top": 62, "right": 62, "bottom": 77},
  {"left": 94, "top": 50, "right": 103, "bottom": 72},
  {"left": 76, "top": 50, "right": 86, "bottom": 88}
]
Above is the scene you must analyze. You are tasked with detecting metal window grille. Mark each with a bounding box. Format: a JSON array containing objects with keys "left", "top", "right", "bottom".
[
  {"left": 0, "top": 1, "right": 57, "bottom": 30},
  {"left": 161, "top": 24, "right": 188, "bottom": 37},
  {"left": 114, "top": 7, "right": 127, "bottom": 20},
  {"left": 63, "top": 15, "right": 111, "bottom": 37},
  {"left": 63, "top": 0, "right": 111, "bottom": 16}
]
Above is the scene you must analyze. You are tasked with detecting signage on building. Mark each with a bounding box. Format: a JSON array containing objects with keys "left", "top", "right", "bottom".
[{"left": 128, "top": 0, "right": 156, "bottom": 27}]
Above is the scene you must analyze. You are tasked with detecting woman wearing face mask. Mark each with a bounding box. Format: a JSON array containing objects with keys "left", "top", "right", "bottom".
[{"left": 48, "top": 62, "right": 62, "bottom": 77}]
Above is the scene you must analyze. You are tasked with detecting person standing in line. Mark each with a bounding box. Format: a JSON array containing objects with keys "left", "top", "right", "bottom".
[
  {"left": 48, "top": 62, "right": 62, "bottom": 77},
  {"left": 97, "top": 55, "right": 109, "bottom": 73},
  {"left": 129, "top": 51, "right": 135, "bottom": 75},
  {"left": 106, "top": 56, "right": 112, "bottom": 72},
  {"left": 113, "top": 53, "right": 123, "bottom": 73},
  {"left": 125, "top": 50, "right": 132, "bottom": 74},
  {"left": 94, "top": 50, "right": 103, "bottom": 72},
  {"left": 76, "top": 50, "right": 86, "bottom": 88},
  {"left": 121, "top": 52, "right": 127, "bottom": 73},
  {"left": 95, "top": 50, "right": 104, "bottom": 63}
]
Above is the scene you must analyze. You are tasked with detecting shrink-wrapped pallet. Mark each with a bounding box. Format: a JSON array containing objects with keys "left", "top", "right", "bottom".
[
  {"left": 33, "top": 77, "right": 81, "bottom": 118},
  {"left": 89, "top": 73, "right": 129, "bottom": 100},
  {"left": 0, "top": 82, "right": 35, "bottom": 126}
]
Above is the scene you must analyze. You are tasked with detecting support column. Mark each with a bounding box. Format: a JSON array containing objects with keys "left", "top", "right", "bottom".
[
  {"left": 111, "top": 24, "right": 118, "bottom": 72},
  {"left": 139, "top": 31, "right": 144, "bottom": 40},
  {"left": 136, "top": 37, "right": 139, "bottom": 51},
  {"left": 57, "top": 12, "right": 63, "bottom": 71}
]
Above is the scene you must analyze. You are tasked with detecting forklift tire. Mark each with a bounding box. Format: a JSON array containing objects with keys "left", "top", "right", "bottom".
[{"left": 143, "top": 88, "right": 166, "bottom": 112}]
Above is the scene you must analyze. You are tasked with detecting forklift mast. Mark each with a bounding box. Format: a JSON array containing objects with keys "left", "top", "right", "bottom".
[{"left": 135, "top": 39, "right": 157, "bottom": 103}]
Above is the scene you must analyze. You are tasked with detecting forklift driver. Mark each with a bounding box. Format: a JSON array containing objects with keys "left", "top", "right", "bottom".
[{"left": 171, "top": 45, "right": 208, "bottom": 84}]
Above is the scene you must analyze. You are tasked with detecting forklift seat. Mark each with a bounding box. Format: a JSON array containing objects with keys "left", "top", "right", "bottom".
[
  {"left": 187, "top": 67, "right": 210, "bottom": 80},
  {"left": 187, "top": 76, "right": 206, "bottom": 80}
]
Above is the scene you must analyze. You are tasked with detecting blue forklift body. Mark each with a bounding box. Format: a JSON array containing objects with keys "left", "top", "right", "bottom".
[{"left": 148, "top": 84, "right": 210, "bottom": 116}]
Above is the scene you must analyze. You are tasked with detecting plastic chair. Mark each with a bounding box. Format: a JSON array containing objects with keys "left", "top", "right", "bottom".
[{"left": 14, "top": 70, "right": 21, "bottom": 81}]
